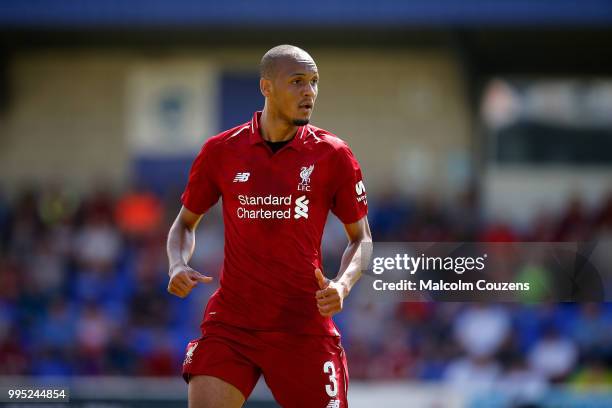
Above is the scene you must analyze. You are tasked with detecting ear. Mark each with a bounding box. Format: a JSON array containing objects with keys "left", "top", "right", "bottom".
[{"left": 260, "top": 78, "right": 272, "bottom": 98}]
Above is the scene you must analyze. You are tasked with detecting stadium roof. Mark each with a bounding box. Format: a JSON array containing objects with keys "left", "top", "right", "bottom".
[{"left": 1, "top": 0, "right": 612, "bottom": 29}]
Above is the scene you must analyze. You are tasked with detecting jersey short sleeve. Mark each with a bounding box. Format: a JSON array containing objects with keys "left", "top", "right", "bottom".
[
  {"left": 331, "top": 143, "right": 368, "bottom": 224},
  {"left": 181, "top": 139, "right": 221, "bottom": 214}
]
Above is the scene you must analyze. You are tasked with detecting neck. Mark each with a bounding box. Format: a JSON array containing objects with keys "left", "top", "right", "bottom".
[{"left": 260, "top": 106, "right": 299, "bottom": 143}]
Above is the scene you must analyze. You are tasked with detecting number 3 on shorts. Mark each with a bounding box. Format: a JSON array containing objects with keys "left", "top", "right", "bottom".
[{"left": 323, "top": 361, "right": 338, "bottom": 397}]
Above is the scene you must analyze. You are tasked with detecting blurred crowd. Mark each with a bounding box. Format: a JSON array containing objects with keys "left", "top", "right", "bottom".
[{"left": 0, "top": 185, "right": 611, "bottom": 398}]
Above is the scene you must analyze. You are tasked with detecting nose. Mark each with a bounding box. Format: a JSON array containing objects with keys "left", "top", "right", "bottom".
[{"left": 303, "top": 82, "right": 316, "bottom": 98}]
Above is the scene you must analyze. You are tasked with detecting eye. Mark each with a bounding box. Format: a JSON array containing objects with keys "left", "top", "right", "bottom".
[
  {"left": 292, "top": 79, "right": 302, "bottom": 85},
  {"left": 311, "top": 78, "right": 318, "bottom": 85}
]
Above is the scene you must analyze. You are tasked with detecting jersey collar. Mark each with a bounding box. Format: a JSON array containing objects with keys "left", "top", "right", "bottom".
[{"left": 249, "top": 111, "right": 308, "bottom": 152}]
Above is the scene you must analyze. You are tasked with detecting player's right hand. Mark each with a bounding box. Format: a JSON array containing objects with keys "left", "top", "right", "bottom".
[{"left": 167, "top": 264, "right": 213, "bottom": 298}]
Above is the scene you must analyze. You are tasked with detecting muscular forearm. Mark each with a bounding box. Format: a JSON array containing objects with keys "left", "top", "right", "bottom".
[
  {"left": 334, "top": 237, "right": 372, "bottom": 296},
  {"left": 166, "top": 208, "right": 211, "bottom": 297},
  {"left": 167, "top": 219, "right": 196, "bottom": 275}
]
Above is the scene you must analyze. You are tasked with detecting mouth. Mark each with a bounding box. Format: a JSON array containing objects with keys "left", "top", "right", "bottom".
[{"left": 298, "top": 102, "right": 313, "bottom": 111}]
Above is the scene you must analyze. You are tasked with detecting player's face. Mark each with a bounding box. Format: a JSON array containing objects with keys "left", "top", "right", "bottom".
[{"left": 269, "top": 57, "right": 319, "bottom": 126}]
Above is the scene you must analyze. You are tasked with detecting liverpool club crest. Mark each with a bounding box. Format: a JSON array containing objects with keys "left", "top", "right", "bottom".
[
  {"left": 298, "top": 164, "right": 314, "bottom": 191},
  {"left": 183, "top": 341, "right": 198, "bottom": 366}
]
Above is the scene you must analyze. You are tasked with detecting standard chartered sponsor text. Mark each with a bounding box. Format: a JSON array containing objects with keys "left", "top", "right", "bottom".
[
  {"left": 237, "top": 194, "right": 292, "bottom": 219},
  {"left": 237, "top": 207, "right": 292, "bottom": 219},
  {"left": 373, "top": 279, "right": 530, "bottom": 291},
  {"left": 238, "top": 194, "right": 292, "bottom": 206}
]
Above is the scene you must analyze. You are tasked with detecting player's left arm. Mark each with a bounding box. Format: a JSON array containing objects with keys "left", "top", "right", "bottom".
[{"left": 315, "top": 215, "right": 372, "bottom": 317}]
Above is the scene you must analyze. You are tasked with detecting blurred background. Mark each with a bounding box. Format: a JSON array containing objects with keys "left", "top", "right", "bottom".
[{"left": 1, "top": 1, "right": 612, "bottom": 407}]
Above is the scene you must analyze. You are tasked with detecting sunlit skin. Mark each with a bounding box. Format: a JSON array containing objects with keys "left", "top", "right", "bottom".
[{"left": 259, "top": 54, "right": 319, "bottom": 142}]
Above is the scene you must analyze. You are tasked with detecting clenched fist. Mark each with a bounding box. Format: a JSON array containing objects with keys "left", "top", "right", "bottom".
[{"left": 167, "top": 264, "right": 213, "bottom": 298}]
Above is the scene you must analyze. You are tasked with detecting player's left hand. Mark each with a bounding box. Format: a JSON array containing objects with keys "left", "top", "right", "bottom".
[{"left": 315, "top": 268, "right": 348, "bottom": 317}]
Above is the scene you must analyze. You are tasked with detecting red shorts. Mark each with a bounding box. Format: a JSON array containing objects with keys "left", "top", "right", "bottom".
[{"left": 182, "top": 321, "right": 349, "bottom": 408}]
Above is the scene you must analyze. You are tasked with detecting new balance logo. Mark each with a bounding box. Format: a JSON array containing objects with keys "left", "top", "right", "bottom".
[
  {"left": 233, "top": 172, "right": 250, "bottom": 182},
  {"left": 294, "top": 195, "right": 309, "bottom": 219},
  {"left": 326, "top": 400, "right": 340, "bottom": 408}
]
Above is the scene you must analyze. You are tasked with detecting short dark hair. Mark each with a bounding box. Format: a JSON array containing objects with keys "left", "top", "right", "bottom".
[{"left": 259, "top": 44, "right": 311, "bottom": 79}]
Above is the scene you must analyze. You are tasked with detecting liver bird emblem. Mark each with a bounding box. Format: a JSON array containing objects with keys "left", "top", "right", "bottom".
[{"left": 300, "top": 164, "right": 315, "bottom": 185}]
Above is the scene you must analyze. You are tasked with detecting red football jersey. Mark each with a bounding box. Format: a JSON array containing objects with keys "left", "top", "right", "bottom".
[{"left": 181, "top": 112, "right": 368, "bottom": 335}]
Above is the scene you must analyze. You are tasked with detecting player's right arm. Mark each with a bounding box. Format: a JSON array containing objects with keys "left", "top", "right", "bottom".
[
  {"left": 166, "top": 206, "right": 213, "bottom": 298},
  {"left": 167, "top": 137, "right": 221, "bottom": 298}
]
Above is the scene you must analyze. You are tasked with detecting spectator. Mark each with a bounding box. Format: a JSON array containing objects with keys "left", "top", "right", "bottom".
[
  {"left": 527, "top": 324, "right": 578, "bottom": 382},
  {"left": 0, "top": 184, "right": 610, "bottom": 384}
]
